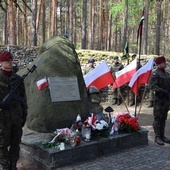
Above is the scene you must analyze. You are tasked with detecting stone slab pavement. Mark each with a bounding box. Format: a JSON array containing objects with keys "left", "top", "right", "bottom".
[{"left": 1, "top": 101, "right": 170, "bottom": 170}]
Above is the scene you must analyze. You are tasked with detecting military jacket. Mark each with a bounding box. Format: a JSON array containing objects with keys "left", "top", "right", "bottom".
[
  {"left": 84, "top": 65, "right": 95, "bottom": 75},
  {"left": 0, "top": 70, "right": 28, "bottom": 112},
  {"left": 110, "top": 62, "right": 124, "bottom": 77},
  {"left": 149, "top": 68, "right": 170, "bottom": 100}
]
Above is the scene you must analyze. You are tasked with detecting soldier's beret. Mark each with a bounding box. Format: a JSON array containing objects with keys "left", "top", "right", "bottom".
[
  {"left": 155, "top": 56, "right": 166, "bottom": 65},
  {"left": 0, "top": 51, "right": 13, "bottom": 62}
]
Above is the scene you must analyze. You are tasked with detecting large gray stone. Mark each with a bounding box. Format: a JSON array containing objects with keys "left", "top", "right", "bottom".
[{"left": 23, "top": 36, "right": 91, "bottom": 133}]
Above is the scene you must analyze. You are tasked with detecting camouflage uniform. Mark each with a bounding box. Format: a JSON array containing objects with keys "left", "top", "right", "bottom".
[
  {"left": 0, "top": 70, "right": 28, "bottom": 169},
  {"left": 83, "top": 65, "right": 95, "bottom": 75},
  {"left": 149, "top": 68, "right": 170, "bottom": 144},
  {"left": 110, "top": 61, "right": 124, "bottom": 105}
]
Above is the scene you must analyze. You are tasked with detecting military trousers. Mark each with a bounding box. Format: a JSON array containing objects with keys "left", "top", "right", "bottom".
[
  {"left": 153, "top": 99, "right": 169, "bottom": 137},
  {"left": 0, "top": 109, "right": 22, "bottom": 167}
]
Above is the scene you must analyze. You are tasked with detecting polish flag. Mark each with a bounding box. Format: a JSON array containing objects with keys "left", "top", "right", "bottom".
[
  {"left": 36, "top": 77, "right": 49, "bottom": 91},
  {"left": 84, "top": 61, "right": 115, "bottom": 90},
  {"left": 113, "top": 59, "right": 137, "bottom": 88},
  {"left": 129, "top": 57, "right": 154, "bottom": 96}
]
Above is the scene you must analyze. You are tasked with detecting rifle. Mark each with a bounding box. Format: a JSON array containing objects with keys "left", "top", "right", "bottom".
[{"left": 0, "top": 64, "right": 37, "bottom": 108}]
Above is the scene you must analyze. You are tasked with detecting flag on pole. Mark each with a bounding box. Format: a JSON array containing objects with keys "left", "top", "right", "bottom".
[
  {"left": 137, "top": 9, "right": 145, "bottom": 44},
  {"left": 84, "top": 61, "right": 115, "bottom": 90},
  {"left": 129, "top": 57, "right": 154, "bottom": 96},
  {"left": 36, "top": 77, "right": 49, "bottom": 91},
  {"left": 113, "top": 59, "right": 137, "bottom": 88}
]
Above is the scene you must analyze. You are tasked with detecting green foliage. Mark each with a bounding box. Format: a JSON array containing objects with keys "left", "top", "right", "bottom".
[
  {"left": 42, "top": 141, "right": 60, "bottom": 149},
  {"left": 110, "top": 0, "right": 145, "bottom": 30}
]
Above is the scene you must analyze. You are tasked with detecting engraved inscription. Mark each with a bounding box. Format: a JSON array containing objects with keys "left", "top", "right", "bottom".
[{"left": 48, "top": 77, "right": 80, "bottom": 102}]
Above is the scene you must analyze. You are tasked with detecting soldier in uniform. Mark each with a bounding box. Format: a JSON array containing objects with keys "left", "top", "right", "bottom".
[
  {"left": 83, "top": 58, "right": 95, "bottom": 75},
  {"left": 0, "top": 51, "right": 28, "bottom": 170},
  {"left": 149, "top": 56, "right": 170, "bottom": 145},
  {"left": 110, "top": 56, "right": 124, "bottom": 105}
]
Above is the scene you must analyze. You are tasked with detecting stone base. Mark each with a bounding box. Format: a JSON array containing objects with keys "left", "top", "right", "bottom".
[{"left": 21, "top": 127, "right": 148, "bottom": 170}]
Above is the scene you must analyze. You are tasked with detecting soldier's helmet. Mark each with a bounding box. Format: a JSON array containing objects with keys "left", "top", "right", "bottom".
[
  {"left": 88, "top": 59, "right": 95, "bottom": 63},
  {"left": 114, "top": 56, "right": 119, "bottom": 60},
  {"left": 132, "top": 54, "right": 137, "bottom": 60}
]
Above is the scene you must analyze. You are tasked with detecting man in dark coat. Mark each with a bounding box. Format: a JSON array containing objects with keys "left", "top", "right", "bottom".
[
  {"left": 0, "top": 51, "right": 28, "bottom": 170},
  {"left": 149, "top": 55, "right": 170, "bottom": 145}
]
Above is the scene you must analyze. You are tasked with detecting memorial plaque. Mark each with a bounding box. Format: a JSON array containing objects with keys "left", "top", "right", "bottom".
[{"left": 48, "top": 77, "right": 80, "bottom": 102}]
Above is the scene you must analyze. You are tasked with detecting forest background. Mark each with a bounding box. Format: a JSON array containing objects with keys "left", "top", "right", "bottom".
[{"left": 0, "top": 0, "right": 168, "bottom": 58}]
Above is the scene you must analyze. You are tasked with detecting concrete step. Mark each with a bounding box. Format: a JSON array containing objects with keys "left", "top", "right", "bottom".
[{"left": 20, "top": 127, "right": 148, "bottom": 170}]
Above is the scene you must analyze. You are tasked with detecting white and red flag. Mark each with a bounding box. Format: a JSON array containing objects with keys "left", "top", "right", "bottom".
[
  {"left": 84, "top": 61, "right": 115, "bottom": 90},
  {"left": 129, "top": 57, "right": 154, "bottom": 96},
  {"left": 36, "top": 77, "right": 49, "bottom": 91},
  {"left": 113, "top": 59, "right": 137, "bottom": 88}
]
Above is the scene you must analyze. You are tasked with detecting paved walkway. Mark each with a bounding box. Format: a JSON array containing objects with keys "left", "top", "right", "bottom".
[{"left": 59, "top": 102, "right": 170, "bottom": 170}]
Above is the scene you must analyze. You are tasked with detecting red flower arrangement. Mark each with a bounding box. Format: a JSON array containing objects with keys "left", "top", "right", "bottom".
[{"left": 117, "top": 113, "right": 139, "bottom": 133}]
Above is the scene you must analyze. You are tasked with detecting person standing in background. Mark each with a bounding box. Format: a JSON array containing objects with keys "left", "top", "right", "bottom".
[
  {"left": 83, "top": 58, "right": 95, "bottom": 75},
  {"left": 110, "top": 56, "right": 124, "bottom": 105}
]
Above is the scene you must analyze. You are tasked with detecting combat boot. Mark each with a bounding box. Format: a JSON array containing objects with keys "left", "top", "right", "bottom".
[
  {"left": 155, "top": 136, "right": 164, "bottom": 145},
  {"left": 112, "top": 98, "right": 117, "bottom": 105},
  {"left": 117, "top": 98, "right": 121, "bottom": 105},
  {"left": 148, "top": 100, "right": 153, "bottom": 108},
  {"left": 2, "top": 166, "right": 10, "bottom": 170},
  {"left": 10, "top": 162, "right": 18, "bottom": 170},
  {"left": 161, "top": 136, "right": 170, "bottom": 143},
  {"left": 11, "top": 166, "right": 17, "bottom": 170},
  {"left": 130, "top": 100, "right": 134, "bottom": 106}
]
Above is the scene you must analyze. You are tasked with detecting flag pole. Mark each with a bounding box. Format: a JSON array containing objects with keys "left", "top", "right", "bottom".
[
  {"left": 137, "top": 84, "right": 147, "bottom": 119},
  {"left": 114, "top": 81, "right": 130, "bottom": 114},
  {"left": 134, "top": 95, "right": 137, "bottom": 117},
  {"left": 135, "top": 8, "right": 145, "bottom": 117},
  {"left": 122, "top": 42, "right": 130, "bottom": 106}
]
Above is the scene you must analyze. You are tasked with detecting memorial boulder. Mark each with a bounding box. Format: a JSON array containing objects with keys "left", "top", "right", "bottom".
[{"left": 23, "top": 36, "right": 92, "bottom": 133}]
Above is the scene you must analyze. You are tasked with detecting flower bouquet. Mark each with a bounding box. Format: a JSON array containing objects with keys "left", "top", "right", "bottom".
[
  {"left": 117, "top": 113, "right": 139, "bottom": 133},
  {"left": 83, "top": 113, "right": 110, "bottom": 139}
]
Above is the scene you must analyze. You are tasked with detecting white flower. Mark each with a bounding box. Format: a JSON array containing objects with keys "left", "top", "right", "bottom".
[{"left": 95, "top": 120, "right": 108, "bottom": 130}]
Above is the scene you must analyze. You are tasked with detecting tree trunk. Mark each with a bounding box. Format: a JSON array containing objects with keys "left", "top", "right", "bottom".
[
  {"left": 69, "top": 0, "right": 73, "bottom": 42},
  {"left": 107, "top": 10, "right": 112, "bottom": 51},
  {"left": 31, "top": 0, "right": 37, "bottom": 46},
  {"left": 98, "top": 0, "right": 103, "bottom": 50},
  {"left": 8, "top": 0, "right": 17, "bottom": 45},
  {"left": 2, "top": 4, "right": 7, "bottom": 45},
  {"left": 42, "top": 0, "right": 46, "bottom": 43},
  {"left": 143, "top": 0, "right": 149, "bottom": 55},
  {"left": 122, "top": 0, "right": 128, "bottom": 51},
  {"left": 81, "top": 0, "right": 87, "bottom": 49},
  {"left": 88, "top": 0, "right": 92, "bottom": 49},
  {"left": 155, "top": 0, "right": 162, "bottom": 55}
]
